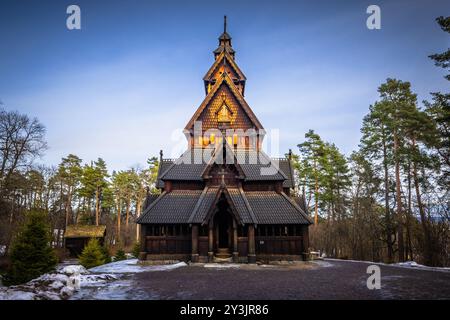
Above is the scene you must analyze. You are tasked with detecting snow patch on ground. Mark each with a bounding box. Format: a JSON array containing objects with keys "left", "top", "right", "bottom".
[
  {"left": 311, "top": 260, "right": 334, "bottom": 268},
  {"left": 326, "top": 258, "right": 450, "bottom": 272},
  {"left": 0, "top": 259, "right": 189, "bottom": 300},
  {"left": 0, "top": 269, "right": 120, "bottom": 300},
  {"left": 89, "top": 259, "right": 187, "bottom": 273},
  {"left": 392, "top": 261, "right": 450, "bottom": 272},
  {"left": 59, "top": 265, "right": 88, "bottom": 275}
]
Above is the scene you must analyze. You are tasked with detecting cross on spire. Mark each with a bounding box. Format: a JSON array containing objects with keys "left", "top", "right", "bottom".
[{"left": 224, "top": 15, "right": 227, "bottom": 33}]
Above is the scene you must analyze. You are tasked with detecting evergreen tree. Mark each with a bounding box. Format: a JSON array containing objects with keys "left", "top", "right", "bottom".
[
  {"left": 114, "top": 247, "right": 127, "bottom": 261},
  {"left": 4, "top": 211, "right": 57, "bottom": 285},
  {"left": 297, "top": 130, "right": 327, "bottom": 225},
  {"left": 58, "top": 154, "right": 83, "bottom": 228},
  {"left": 132, "top": 241, "right": 141, "bottom": 259},
  {"left": 100, "top": 245, "right": 112, "bottom": 264},
  {"left": 79, "top": 238, "right": 105, "bottom": 269}
]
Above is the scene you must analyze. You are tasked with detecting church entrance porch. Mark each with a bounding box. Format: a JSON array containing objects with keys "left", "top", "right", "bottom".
[{"left": 214, "top": 196, "right": 233, "bottom": 260}]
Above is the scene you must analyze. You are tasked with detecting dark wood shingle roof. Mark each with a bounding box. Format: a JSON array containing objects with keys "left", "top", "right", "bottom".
[
  {"left": 138, "top": 187, "right": 311, "bottom": 225},
  {"left": 189, "top": 187, "right": 220, "bottom": 223},
  {"left": 137, "top": 190, "right": 203, "bottom": 224},
  {"left": 244, "top": 191, "right": 311, "bottom": 224},
  {"left": 156, "top": 147, "right": 294, "bottom": 186}
]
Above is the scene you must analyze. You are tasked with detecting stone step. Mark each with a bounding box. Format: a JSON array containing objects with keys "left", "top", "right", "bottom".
[
  {"left": 213, "top": 256, "right": 233, "bottom": 263},
  {"left": 215, "top": 253, "right": 232, "bottom": 259}
]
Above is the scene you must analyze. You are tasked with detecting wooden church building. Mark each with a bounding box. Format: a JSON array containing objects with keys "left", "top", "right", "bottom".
[{"left": 137, "top": 17, "right": 312, "bottom": 263}]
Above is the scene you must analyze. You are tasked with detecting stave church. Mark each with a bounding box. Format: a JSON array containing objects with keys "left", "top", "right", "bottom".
[{"left": 137, "top": 17, "right": 312, "bottom": 263}]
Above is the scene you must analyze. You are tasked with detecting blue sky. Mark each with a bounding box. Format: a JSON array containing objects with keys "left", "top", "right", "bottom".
[{"left": 0, "top": 0, "right": 449, "bottom": 171}]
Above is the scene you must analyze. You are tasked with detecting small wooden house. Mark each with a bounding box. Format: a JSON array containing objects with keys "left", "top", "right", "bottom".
[{"left": 64, "top": 225, "right": 106, "bottom": 257}]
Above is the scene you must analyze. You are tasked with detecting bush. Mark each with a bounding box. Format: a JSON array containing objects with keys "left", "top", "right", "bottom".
[
  {"left": 101, "top": 245, "right": 112, "bottom": 264},
  {"left": 114, "top": 247, "right": 127, "bottom": 261},
  {"left": 132, "top": 242, "right": 140, "bottom": 259},
  {"left": 79, "top": 238, "right": 105, "bottom": 269},
  {"left": 4, "top": 211, "right": 57, "bottom": 286}
]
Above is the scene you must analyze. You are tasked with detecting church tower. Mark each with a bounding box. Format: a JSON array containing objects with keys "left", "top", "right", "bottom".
[{"left": 185, "top": 16, "right": 264, "bottom": 151}]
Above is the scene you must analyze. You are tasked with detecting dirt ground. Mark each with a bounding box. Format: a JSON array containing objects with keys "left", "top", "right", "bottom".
[{"left": 132, "top": 259, "right": 450, "bottom": 300}]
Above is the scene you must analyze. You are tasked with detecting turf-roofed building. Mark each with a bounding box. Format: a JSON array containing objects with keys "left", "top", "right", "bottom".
[{"left": 137, "top": 17, "right": 312, "bottom": 263}]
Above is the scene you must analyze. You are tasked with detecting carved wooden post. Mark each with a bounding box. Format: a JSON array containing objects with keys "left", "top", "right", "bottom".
[
  {"left": 248, "top": 224, "right": 256, "bottom": 263},
  {"left": 191, "top": 225, "right": 199, "bottom": 262},
  {"left": 208, "top": 222, "right": 214, "bottom": 262},
  {"left": 302, "top": 225, "right": 310, "bottom": 261},
  {"left": 233, "top": 220, "right": 238, "bottom": 262},
  {"left": 139, "top": 224, "right": 147, "bottom": 260}
]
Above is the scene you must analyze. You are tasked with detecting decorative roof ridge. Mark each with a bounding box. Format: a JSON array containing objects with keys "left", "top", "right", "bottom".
[
  {"left": 188, "top": 186, "right": 210, "bottom": 224},
  {"left": 257, "top": 150, "right": 288, "bottom": 180},
  {"left": 222, "top": 187, "right": 245, "bottom": 226},
  {"left": 279, "top": 192, "right": 313, "bottom": 224},
  {"left": 237, "top": 186, "right": 258, "bottom": 225},
  {"left": 136, "top": 191, "right": 167, "bottom": 224}
]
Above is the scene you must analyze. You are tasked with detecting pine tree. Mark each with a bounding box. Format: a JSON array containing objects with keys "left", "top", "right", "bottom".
[
  {"left": 100, "top": 245, "right": 112, "bottom": 264},
  {"left": 79, "top": 238, "right": 105, "bottom": 269},
  {"left": 114, "top": 247, "right": 127, "bottom": 261},
  {"left": 132, "top": 241, "right": 141, "bottom": 259},
  {"left": 4, "top": 211, "right": 57, "bottom": 285},
  {"left": 58, "top": 154, "right": 83, "bottom": 228},
  {"left": 297, "top": 130, "right": 327, "bottom": 225}
]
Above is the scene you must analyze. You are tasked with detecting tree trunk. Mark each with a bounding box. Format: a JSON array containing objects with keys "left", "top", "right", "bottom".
[
  {"left": 393, "top": 132, "right": 405, "bottom": 262},
  {"left": 126, "top": 198, "right": 130, "bottom": 229},
  {"left": 95, "top": 187, "right": 100, "bottom": 226},
  {"left": 314, "top": 159, "right": 319, "bottom": 225},
  {"left": 412, "top": 138, "right": 433, "bottom": 265},
  {"left": 65, "top": 188, "right": 72, "bottom": 229},
  {"left": 136, "top": 198, "right": 142, "bottom": 242},
  {"left": 117, "top": 199, "right": 122, "bottom": 244},
  {"left": 382, "top": 129, "right": 393, "bottom": 262},
  {"left": 406, "top": 160, "right": 413, "bottom": 261}
]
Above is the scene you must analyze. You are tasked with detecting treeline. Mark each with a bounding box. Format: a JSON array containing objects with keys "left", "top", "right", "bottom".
[
  {"left": 294, "top": 16, "right": 449, "bottom": 266},
  {"left": 0, "top": 130, "right": 160, "bottom": 254}
]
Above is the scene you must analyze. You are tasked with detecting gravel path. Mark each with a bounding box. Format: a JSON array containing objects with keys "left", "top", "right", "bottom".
[{"left": 132, "top": 259, "right": 450, "bottom": 300}]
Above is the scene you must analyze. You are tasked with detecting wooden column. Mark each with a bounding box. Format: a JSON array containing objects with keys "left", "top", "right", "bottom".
[
  {"left": 138, "top": 225, "right": 147, "bottom": 260},
  {"left": 248, "top": 224, "right": 256, "bottom": 263},
  {"left": 232, "top": 220, "right": 238, "bottom": 262},
  {"left": 302, "top": 225, "right": 310, "bottom": 261},
  {"left": 208, "top": 223, "right": 214, "bottom": 262},
  {"left": 191, "top": 225, "right": 199, "bottom": 262}
]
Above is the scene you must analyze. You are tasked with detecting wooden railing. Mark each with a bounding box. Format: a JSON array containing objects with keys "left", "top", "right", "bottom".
[
  {"left": 145, "top": 236, "right": 191, "bottom": 254},
  {"left": 255, "top": 236, "right": 303, "bottom": 255}
]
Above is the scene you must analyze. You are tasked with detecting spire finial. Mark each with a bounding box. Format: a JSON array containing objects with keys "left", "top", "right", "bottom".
[{"left": 224, "top": 15, "right": 227, "bottom": 33}]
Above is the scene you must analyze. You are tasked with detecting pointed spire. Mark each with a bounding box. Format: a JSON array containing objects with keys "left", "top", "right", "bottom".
[
  {"left": 214, "top": 15, "right": 235, "bottom": 59},
  {"left": 224, "top": 15, "right": 227, "bottom": 33}
]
